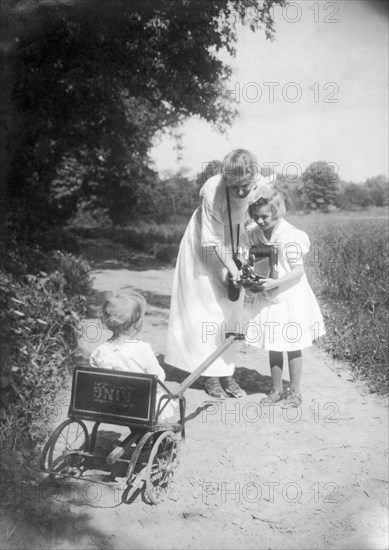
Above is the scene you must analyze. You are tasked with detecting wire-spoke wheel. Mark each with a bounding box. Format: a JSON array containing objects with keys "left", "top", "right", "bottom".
[
  {"left": 122, "top": 431, "right": 154, "bottom": 505},
  {"left": 46, "top": 419, "right": 89, "bottom": 482},
  {"left": 145, "top": 431, "right": 180, "bottom": 504}
]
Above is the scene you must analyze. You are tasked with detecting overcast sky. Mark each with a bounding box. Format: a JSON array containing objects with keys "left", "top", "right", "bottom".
[{"left": 151, "top": 0, "right": 388, "bottom": 183}]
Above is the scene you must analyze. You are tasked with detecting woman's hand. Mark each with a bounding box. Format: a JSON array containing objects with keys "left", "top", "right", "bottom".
[{"left": 230, "top": 270, "right": 242, "bottom": 287}]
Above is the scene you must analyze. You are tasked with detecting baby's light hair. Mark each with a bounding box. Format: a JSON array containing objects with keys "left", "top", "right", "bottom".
[
  {"left": 221, "top": 149, "right": 259, "bottom": 185},
  {"left": 249, "top": 190, "right": 286, "bottom": 220},
  {"left": 101, "top": 291, "right": 146, "bottom": 335}
]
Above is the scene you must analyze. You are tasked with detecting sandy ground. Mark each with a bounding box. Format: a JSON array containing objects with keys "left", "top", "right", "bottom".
[{"left": 2, "top": 265, "right": 388, "bottom": 550}]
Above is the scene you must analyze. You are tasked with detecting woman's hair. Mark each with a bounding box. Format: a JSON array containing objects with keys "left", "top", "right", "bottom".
[
  {"left": 101, "top": 291, "right": 146, "bottom": 334},
  {"left": 221, "top": 149, "right": 259, "bottom": 185},
  {"left": 249, "top": 189, "right": 286, "bottom": 219}
]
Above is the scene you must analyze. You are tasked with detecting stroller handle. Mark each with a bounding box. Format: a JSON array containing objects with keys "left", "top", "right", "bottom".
[{"left": 174, "top": 332, "right": 245, "bottom": 398}]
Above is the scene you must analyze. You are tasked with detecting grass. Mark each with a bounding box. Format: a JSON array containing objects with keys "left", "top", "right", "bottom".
[{"left": 286, "top": 208, "right": 389, "bottom": 394}]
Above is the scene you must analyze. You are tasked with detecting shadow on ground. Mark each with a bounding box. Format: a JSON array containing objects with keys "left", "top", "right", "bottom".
[
  {"left": 159, "top": 355, "right": 289, "bottom": 396},
  {"left": 234, "top": 366, "right": 290, "bottom": 395},
  {"left": 2, "top": 491, "right": 116, "bottom": 550}
]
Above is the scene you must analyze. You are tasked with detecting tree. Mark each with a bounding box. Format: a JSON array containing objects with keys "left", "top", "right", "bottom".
[
  {"left": 274, "top": 172, "right": 300, "bottom": 211},
  {"left": 336, "top": 181, "right": 370, "bottom": 210},
  {"left": 1, "top": 0, "right": 285, "bottom": 232},
  {"left": 297, "top": 161, "right": 340, "bottom": 212},
  {"left": 154, "top": 167, "right": 197, "bottom": 217},
  {"left": 336, "top": 175, "right": 388, "bottom": 210},
  {"left": 365, "top": 175, "right": 389, "bottom": 206},
  {"left": 196, "top": 160, "right": 222, "bottom": 188}
]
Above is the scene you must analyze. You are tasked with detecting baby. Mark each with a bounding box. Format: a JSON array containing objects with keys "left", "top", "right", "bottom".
[{"left": 90, "top": 290, "right": 175, "bottom": 420}]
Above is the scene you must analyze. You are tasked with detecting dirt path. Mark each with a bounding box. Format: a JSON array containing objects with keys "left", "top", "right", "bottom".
[{"left": 5, "top": 266, "right": 388, "bottom": 550}]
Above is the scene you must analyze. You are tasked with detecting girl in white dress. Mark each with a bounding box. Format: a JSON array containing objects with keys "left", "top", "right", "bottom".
[
  {"left": 90, "top": 291, "right": 175, "bottom": 420},
  {"left": 165, "top": 149, "right": 269, "bottom": 399},
  {"left": 245, "top": 190, "right": 325, "bottom": 408}
]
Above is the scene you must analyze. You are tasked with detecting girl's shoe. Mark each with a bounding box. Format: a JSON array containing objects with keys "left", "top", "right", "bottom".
[
  {"left": 220, "top": 376, "right": 247, "bottom": 398},
  {"left": 281, "top": 389, "right": 302, "bottom": 408},
  {"left": 204, "top": 377, "right": 227, "bottom": 399},
  {"left": 260, "top": 390, "right": 284, "bottom": 405}
]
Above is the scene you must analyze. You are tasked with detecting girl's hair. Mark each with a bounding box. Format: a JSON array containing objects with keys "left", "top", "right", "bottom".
[
  {"left": 101, "top": 291, "right": 146, "bottom": 334},
  {"left": 249, "top": 190, "right": 286, "bottom": 219},
  {"left": 221, "top": 149, "right": 259, "bottom": 185}
]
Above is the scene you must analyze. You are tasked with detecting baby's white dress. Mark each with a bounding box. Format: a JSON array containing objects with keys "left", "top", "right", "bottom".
[
  {"left": 245, "top": 218, "right": 326, "bottom": 351},
  {"left": 90, "top": 340, "right": 175, "bottom": 420}
]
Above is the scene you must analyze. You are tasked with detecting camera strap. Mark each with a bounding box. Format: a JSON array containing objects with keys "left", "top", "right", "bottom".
[{"left": 226, "top": 188, "right": 240, "bottom": 260}]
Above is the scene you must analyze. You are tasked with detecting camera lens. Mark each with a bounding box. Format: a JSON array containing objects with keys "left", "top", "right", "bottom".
[{"left": 242, "top": 265, "right": 253, "bottom": 278}]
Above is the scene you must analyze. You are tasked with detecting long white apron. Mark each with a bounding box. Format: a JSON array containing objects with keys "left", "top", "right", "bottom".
[{"left": 164, "top": 175, "right": 254, "bottom": 376}]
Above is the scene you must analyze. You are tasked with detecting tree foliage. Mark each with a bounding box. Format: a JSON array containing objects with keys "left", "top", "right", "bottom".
[
  {"left": 296, "top": 161, "right": 340, "bottom": 212},
  {"left": 195, "top": 160, "right": 222, "bottom": 188},
  {"left": 2, "top": 0, "right": 285, "bottom": 232},
  {"left": 275, "top": 169, "right": 388, "bottom": 213},
  {"left": 336, "top": 175, "right": 389, "bottom": 210}
]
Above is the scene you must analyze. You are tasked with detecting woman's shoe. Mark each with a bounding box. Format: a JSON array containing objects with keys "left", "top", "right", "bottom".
[
  {"left": 260, "top": 390, "right": 283, "bottom": 405},
  {"left": 281, "top": 389, "right": 302, "bottom": 408},
  {"left": 204, "top": 377, "right": 227, "bottom": 399},
  {"left": 220, "top": 376, "right": 247, "bottom": 398}
]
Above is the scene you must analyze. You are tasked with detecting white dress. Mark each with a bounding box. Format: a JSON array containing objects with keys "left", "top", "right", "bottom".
[
  {"left": 90, "top": 340, "right": 175, "bottom": 419},
  {"left": 245, "top": 218, "right": 326, "bottom": 351},
  {"left": 165, "top": 174, "right": 260, "bottom": 376}
]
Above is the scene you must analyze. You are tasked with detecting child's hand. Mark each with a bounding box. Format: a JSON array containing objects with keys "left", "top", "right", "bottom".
[
  {"left": 260, "top": 278, "right": 278, "bottom": 291},
  {"left": 245, "top": 280, "right": 265, "bottom": 294}
]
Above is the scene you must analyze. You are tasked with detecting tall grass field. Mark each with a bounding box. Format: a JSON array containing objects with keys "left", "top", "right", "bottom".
[{"left": 287, "top": 209, "right": 388, "bottom": 394}]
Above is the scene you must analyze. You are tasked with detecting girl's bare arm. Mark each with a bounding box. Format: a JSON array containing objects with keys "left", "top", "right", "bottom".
[{"left": 261, "top": 264, "right": 305, "bottom": 291}]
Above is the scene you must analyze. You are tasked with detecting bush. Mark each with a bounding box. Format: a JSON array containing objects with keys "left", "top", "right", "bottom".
[
  {"left": 154, "top": 244, "right": 180, "bottom": 263},
  {"left": 0, "top": 241, "right": 91, "bottom": 488},
  {"left": 70, "top": 203, "right": 113, "bottom": 229}
]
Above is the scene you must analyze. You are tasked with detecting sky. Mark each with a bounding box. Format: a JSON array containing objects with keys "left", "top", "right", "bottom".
[{"left": 150, "top": 0, "right": 388, "bottom": 183}]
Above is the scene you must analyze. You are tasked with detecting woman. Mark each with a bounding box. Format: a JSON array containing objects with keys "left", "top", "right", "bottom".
[{"left": 165, "top": 149, "right": 267, "bottom": 398}]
